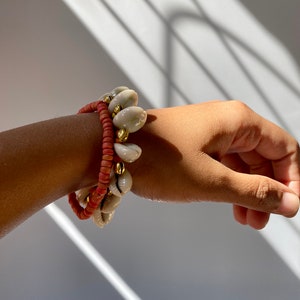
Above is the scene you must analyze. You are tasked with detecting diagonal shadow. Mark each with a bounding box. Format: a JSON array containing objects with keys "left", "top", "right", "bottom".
[
  {"left": 142, "top": 0, "right": 232, "bottom": 105},
  {"left": 146, "top": 0, "right": 300, "bottom": 232},
  {"left": 103, "top": 0, "right": 300, "bottom": 130},
  {"left": 191, "top": 0, "right": 298, "bottom": 133},
  {"left": 101, "top": 0, "right": 191, "bottom": 106},
  {"left": 101, "top": 0, "right": 235, "bottom": 106},
  {"left": 144, "top": 0, "right": 300, "bottom": 134},
  {"left": 101, "top": 0, "right": 300, "bottom": 134}
]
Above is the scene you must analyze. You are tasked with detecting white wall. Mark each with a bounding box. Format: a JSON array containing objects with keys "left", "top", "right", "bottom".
[{"left": 0, "top": 1, "right": 300, "bottom": 299}]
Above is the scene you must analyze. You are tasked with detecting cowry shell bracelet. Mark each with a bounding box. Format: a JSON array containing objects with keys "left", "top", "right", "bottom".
[{"left": 68, "top": 87, "right": 147, "bottom": 227}]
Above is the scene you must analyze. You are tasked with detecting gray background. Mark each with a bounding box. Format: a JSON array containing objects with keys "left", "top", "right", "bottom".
[{"left": 1, "top": 1, "right": 300, "bottom": 299}]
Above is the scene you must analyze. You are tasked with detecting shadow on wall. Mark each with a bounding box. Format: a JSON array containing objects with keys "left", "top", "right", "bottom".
[
  {"left": 163, "top": 0, "right": 300, "bottom": 114},
  {"left": 102, "top": 0, "right": 300, "bottom": 128},
  {"left": 239, "top": 0, "right": 300, "bottom": 68}
]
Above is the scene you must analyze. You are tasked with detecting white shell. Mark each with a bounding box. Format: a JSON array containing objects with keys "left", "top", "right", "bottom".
[
  {"left": 99, "top": 92, "right": 111, "bottom": 101},
  {"left": 101, "top": 194, "right": 121, "bottom": 213},
  {"left": 109, "top": 170, "right": 133, "bottom": 197},
  {"left": 108, "top": 89, "right": 138, "bottom": 113},
  {"left": 77, "top": 186, "right": 94, "bottom": 204},
  {"left": 113, "top": 106, "right": 147, "bottom": 133},
  {"left": 92, "top": 209, "right": 114, "bottom": 228},
  {"left": 110, "top": 86, "right": 128, "bottom": 97},
  {"left": 114, "top": 143, "right": 142, "bottom": 163}
]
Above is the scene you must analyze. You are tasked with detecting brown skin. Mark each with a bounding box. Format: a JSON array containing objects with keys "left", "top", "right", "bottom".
[
  {"left": 0, "top": 101, "right": 299, "bottom": 237},
  {"left": 0, "top": 113, "right": 103, "bottom": 236},
  {"left": 128, "top": 101, "right": 300, "bottom": 228}
]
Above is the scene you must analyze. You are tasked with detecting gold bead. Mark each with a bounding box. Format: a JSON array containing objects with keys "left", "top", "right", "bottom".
[
  {"left": 114, "top": 162, "right": 125, "bottom": 175},
  {"left": 102, "top": 93, "right": 113, "bottom": 104},
  {"left": 111, "top": 104, "right": 122, "bottom": 118},
  {"left": 107, "top": 190, "right": 113, "bottom": 197},
  {"left": 116, "top": 128, "right": 129, "bottom": 142}
]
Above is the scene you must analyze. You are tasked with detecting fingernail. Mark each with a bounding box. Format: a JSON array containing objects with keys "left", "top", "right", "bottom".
[{"left": 278, "top": 193, "right": 299, "bottom": 217}]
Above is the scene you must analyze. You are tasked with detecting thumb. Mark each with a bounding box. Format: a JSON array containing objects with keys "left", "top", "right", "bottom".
[{"left": 227, "top": 172, "right": 299, "bottom": 217}]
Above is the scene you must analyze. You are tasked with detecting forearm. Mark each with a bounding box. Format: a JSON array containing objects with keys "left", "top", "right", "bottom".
[
  {"left": 0, "top": 113, "right": 102, "bottom": 236},
  {"left": 1, "top": 100, "right": 299, "bottom": 235}
]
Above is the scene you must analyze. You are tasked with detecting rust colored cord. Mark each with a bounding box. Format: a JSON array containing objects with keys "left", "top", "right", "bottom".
[{"left": 68, "top": 100, "right": 114, "bottom": 220}]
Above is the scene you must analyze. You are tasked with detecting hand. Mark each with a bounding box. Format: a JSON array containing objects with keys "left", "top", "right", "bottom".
[{"left": 128, "top": 101, "right": 300, "bottom": 229}]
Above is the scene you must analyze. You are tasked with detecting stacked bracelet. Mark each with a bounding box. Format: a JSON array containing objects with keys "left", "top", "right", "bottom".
[{"left": 68, "top": 86, "right": 147, "bottom": 227}]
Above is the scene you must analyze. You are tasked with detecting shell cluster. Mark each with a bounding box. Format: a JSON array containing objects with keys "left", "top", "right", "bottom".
[{"left": 77, "top": 86, "right": 147, "bottom": 228}]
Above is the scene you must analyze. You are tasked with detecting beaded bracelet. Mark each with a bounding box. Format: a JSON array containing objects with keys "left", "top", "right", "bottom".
[{"left": 68, "top": 86, "right": 147, "bottom": 227}]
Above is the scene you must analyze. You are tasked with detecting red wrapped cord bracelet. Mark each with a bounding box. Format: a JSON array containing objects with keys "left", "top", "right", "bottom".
[
  {"left": 68, "top": 87, "right": 147, "bottom": 227},
  {"left": 68, "top": 101, "right": 114, "bottom": 220}
]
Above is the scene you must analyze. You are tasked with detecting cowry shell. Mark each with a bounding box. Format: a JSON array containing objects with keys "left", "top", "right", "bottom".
[
  {"left": 108, "top": 89, "right": 138, "bottom": 113},
  {"left": 101, "top": 194, "right": 121, "bottom": 213},
  {"left": 109, "top": 170, "right": 133, "bottom": 197},
  {"left": 114, "top": 143, "right": 142, "bottom": 163},
  {"left": 99, "top": 87, "right": 128, "bottom": 103},
  {"left": 92, "top": 209, "right": 114, "bottom": 228},
  {"left": 99, "top": 92, "right": 112, "bottom": 102},
  {"left": 110, "top": 86, "right": 128, "bottom": 97},
  {"left": 77, "top": 186, "right": 95, "bottom": 204},
  {"left": 113, "top": 106, "right": 147, "bottom": 133}
]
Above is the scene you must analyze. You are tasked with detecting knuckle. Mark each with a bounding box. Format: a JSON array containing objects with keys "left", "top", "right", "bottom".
[
  {"left": 254, "top": 179, "right": 279, "bottom": 211},
  {"left": 226, "top": 101, "right": 261, "bottom": 151},
  {"left": 229, "top": 100, "right": 250, "bottom": 114},
  {"left": 227, "top": 100, "right": 252, "bottom": 124},
  {"left": 293, "top": 139, "right": 300, "bottom": 152},
  {"left": 255, "top": 179, "right": 270, "bottom": 201}
]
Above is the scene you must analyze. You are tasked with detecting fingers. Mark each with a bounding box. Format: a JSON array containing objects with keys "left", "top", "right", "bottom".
[
  {"left": 237, "top": 147, "right": 300, "bottom": 197},
  {"left": 233, "top": 205, "right": 270, "bottom": 230},
  {"left": 202, "top": 152, "right": 299, "bottom": 218},
  {"left": 184, "top": 151, "right": 299, "bottom": 228},
  {"left": 218, "top": 107, "right": 300, "bottom": 230},
  {"left": 204, "top": 152, "right": 299, "bottom": 228},
  {"left": 235, "top": 171, "right": 299, "bottom": 214},
  {"left": 231, "top": 103, "right": 300, "bottom": 196},
  {"left": 231, "top": 170, "right": 299, "bottom": 230},
  {"left": 221, "top": 153, "right": 300, "bottom": 218}
]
